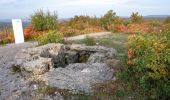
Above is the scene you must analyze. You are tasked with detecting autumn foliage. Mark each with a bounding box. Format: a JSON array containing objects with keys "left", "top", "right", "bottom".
[
  {"left": 0, "top": 28, "right": 14, "bottom": 44},
  {"left": 1, "top": 10, "right": 170, "bottom": 44},
  {"left": 126, "top": 33, "right": 170, "bottom": 99}
]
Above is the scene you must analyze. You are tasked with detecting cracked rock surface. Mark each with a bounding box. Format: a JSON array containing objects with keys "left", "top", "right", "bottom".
[
  {"left": 14, "top": 43, "right": 117, "bottom": 93},
  {"left": 0, "top": 43, "right": 64, "bottom": 100},
  {"left": 0, "top": 43, "right": 37, "bottom": 99}
]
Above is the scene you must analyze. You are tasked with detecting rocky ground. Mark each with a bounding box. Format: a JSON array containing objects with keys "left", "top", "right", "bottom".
[
  {"left": 0, "top": 41, "right": 119, "bottom": 99},
  {"left": 0, "top": 43, "right": 65, "bottom": 100},
  {"left": 0, "top": 42, "right": 37, "bottom": 99}
]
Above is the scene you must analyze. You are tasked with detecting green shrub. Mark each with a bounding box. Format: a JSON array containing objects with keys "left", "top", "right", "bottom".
[
  {"left": 82, "top": 36, "right": 96, "bottom": 46},
  {"left": 130, "top": 12, "right": 143, "bottom": 24},
  {"left": 126, "top": 33, "right": 170, "bottom": 99},
  {"left": 100, "top": 10, "right": 120, "bottom": 30},
  {"left": 31, "top": 9, "right": 58, "bottom": 31},
  {"left": 37, "top": 30, "right": 64, "bottom": 45}
]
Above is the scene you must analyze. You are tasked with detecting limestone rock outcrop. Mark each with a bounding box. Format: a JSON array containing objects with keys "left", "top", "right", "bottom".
[{"left": 14, "top": 43, "right": 118, "bottom": 93}]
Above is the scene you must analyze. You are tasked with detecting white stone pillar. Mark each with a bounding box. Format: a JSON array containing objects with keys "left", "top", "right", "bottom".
[{"left": 12, "top": 19, "right": 24, "bottom": 44}]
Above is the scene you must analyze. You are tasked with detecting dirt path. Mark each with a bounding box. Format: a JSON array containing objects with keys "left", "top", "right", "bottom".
[{"left": 64, "top": 32, "right": 111, "bottom": 41}]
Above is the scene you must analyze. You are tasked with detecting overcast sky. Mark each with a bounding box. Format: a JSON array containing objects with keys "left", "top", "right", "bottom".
[{"left": 0, "top": 0, "right": 169, "bottom": 19}]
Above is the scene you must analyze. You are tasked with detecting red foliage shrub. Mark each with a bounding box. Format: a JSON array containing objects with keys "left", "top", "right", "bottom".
[
  {"left": 114, "top": 25, "right": 128, "bottom": 33},
  {"left": 127, "top": 23, "right": 150, "bottom": 34},
  {"left": 24, "top": 24, "right": 34, "bottom": 39},
  {"left": 24, "top": 24, "right": 47, "bottom": 40},
  {"left": 0, "top": 32, "right": 14, "bottom": 44}
]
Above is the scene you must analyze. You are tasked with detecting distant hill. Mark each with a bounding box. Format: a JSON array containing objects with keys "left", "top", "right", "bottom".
[
  {"left": 0, "top": 15, "right": 170, "bottom": 29},
  {"left": 0, "top": 19, "right": 30, "bottom": 29},
  {"left": 121, "top": 15, "right": 170, "bottom": 21},
  {"left": 143, "top": 15, "right": 170, "bottom": 21},
  {"left": 145, "top": 15, "right": 170, "bottom": 18}
]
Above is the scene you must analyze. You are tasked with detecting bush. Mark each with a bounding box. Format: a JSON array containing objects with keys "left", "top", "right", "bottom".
[
  {"left": 31, "top": 9, "right": 58, "bottom": 31},
  {"left": 100, "top": 10, "right": 120, "bottom": 30},
  {"left": 126, "top": 33, "right": 170, "bottom": 99},
  {"left": 127, "top": 23, "right": 150, "bottom": 34},
  {"left": 0, "top": 32, "right": 14, "bottom": 44},
  {"left": 113, "top": 25, "right": 128, "bottom": 33},
  {"left": 0, "top": 27, "right": 14, "bottom": 44},
  {"left": 130, "top": 12, "right": 143, "bottom": 24},
  {"left": 37, "top": 30, "right": 64, "bottom": 45},
  {"left": 24, "top": 24, "right": 34, "bottom": 39},
  {"left": 24, "top": 24, "right": 48, "bottom": 40}
]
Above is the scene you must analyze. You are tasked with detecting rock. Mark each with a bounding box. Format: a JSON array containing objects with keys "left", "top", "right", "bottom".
[
  {"left": 87, "top": 52, "right": 106, "bottom": 63},
  {"left": 67, "top": 44, "right": 117, "bottom": 58},
  {"left": 14, "top": 43, "right": 117, "bottom": 94},
  {"left": 65, "top": 51, "right": 78, "bottom": 64},
  {"left": 51, "top": 53, "right": 66, "bottom": 68},
  {"left": 22, "top": 57, "right": 53, "bottom": 75},
  {"left": 39, "top": 63, "right": 114, "bottom": 93},
  {"left": 14, "top": 43, "right": 64, "bottom": 74}
]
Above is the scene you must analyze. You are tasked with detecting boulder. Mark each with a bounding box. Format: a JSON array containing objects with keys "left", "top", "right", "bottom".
[
  {"left": 14, "top": 43, "right": 64, "bottom": 74},
  {"left": 21, "top": 57, "right": 53, "bottom": 74},
  {"left": 87, "top": 52, "right": 106, "bottom": 63},
  {"left": 14, "top": 43, "right": 118, "bottom": 93}
]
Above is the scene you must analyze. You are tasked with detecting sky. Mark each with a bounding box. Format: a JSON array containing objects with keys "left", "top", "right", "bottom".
[{"left": 0, "top": 0, "right": 169, "bottom": 19}]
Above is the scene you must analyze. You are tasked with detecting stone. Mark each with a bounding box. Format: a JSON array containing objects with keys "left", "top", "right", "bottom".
[
  {"left": 14, "top": 43, "right": 118, "bottom": 94},
  {"left": 39, "top": 63, "right": 114, "bottom": 93},
  {"left": 51, "top": 53, "right": 66, "bottom": 68},
  {"left": 65, "top": 51, "right": 78, "bottom": 64},
  {"left": 67, "top": 44, "right": 117, "bottom": 58},
  {"left": 22, "top": 57, "right": 53, "bottom": 75},
  {"left": 87, "top": 52, "right": 106, "bottom": 63},
  {"left": 14, "top": 43, "right": 64, "bottom": 75}
]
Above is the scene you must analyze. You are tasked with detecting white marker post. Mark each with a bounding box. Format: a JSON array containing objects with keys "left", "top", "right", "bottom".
[{"left": 12, "top": 19, "right": 24, "bottom": 44}]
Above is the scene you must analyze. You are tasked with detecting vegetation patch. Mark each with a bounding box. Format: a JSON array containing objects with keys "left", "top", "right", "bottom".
[
  {"left": 81, "top": 36, "right": 96, "bottom": 46},
  {"left": 124, "top": 32, "right": 170, "bottom": 99},
  {"left": 37, "top": 30, "right": 64, "bottom": 45},
  {"left": 31, "top": 9, "right": 58, "bottom": 31}
]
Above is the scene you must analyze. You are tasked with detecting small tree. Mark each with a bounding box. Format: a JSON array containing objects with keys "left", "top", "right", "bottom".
[
  {"left": 100, "top": 10, "right": 120, "bottom": 30},
  {"left": 130, "top": 12, "right": 143, "bottom": 23},
  {"left": 31, "top": 9, "right": 59, "bottom": 31}
]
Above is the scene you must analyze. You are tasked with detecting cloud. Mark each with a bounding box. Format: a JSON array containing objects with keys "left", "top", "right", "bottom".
[
  {"left": 0, "top": 0, "right": 17, "bottom": 5},
  {"left": 48, "top": 0, "right": 134, "bottom": 7},
  {"left": 0, "top": 0, "right": 169, "bottom": 19}
]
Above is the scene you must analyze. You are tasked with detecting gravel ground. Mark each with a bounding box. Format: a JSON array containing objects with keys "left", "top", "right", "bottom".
[{"left": 0, "top": 42, "right": 37, "bottom": 99}]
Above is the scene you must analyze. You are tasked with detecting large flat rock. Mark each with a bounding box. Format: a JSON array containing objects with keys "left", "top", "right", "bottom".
[{"left": 40, "top": 63, "right": 114, "bottom": 93}]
